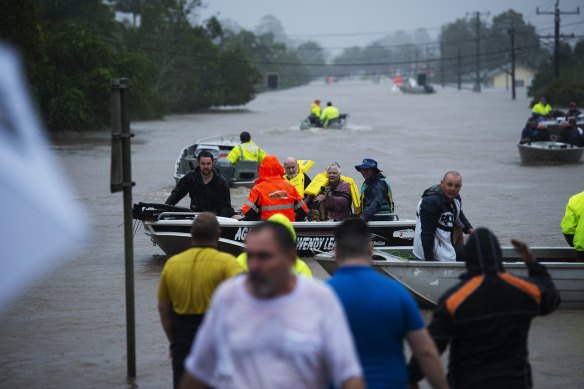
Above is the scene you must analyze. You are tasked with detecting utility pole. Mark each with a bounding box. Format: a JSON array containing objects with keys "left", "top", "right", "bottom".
[
  {"left": 537, "top": 0, "right": 580, "bottom": 78},
  {"left": 440, "top": 40, "right": 445, "bottom": 88},
  {"left": 467, "top": 11, "right": 490, "bottom": 92},
  {"left": 457, "top": 48, "right": 462, "bottom": 91},
  {"left": 509, "top": 19, "right": 516, "bottom": 100}
]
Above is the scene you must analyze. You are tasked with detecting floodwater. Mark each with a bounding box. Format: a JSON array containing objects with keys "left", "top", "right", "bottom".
[{"left": 0, "top": 80, "right": 583, "bottom": 388}]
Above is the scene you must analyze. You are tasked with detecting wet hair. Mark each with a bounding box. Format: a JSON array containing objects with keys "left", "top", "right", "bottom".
[
  {"left": 335, "top": 217, "right": 370, "bottom": 260},
  {"left": 249, "top": 221, "right": 296, "bottom": 254},
  {"left": 326, "top": 162, "right": 341, "bottom": 173},
  {"left": 442, "top": 170, "right": 461, "bottom": 181},
  {"left": 191, "top": 212, "right": 220, "bottom": 243},
  {"left": 327, "top": 102, "right": 332, "bottom": 106},
  {"left": 240, "top": 131, "right": 251, "bottom": 142},
  {"left": 197, "top": 150, "right": 214, "bottom": 161}
]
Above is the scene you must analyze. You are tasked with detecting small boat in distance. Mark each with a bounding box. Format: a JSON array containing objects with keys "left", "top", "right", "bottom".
[{"left": 517, "top": 141, "right": 583, "bottom": 165}]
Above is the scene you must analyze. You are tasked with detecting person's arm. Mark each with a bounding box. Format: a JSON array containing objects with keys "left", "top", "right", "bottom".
[
  {"left": 158, "top": 300, "right": 173, "bottom": 344},
  {"left": 458, "top": 210, "right": 473, "bottom": 234},
  {"left": 178, "top": 373, "right": 206, "bottom": 389},
  {"left": 241, "top": 187, "right": 261, "bottom": 220},
  {"left": 341, "top": 377, "right": 365, "bottom": 389},
  {"left": 323, "top": 185, "right": 352, "bottom": 212},
  {"left": 294, "top": 198, "right": 308, "bottom": 221},
  {"left": 511, "top": 239, "right": 561, "bottom": 315},
  {"left": 226, "top": 146, "right": 239, "bottom": 164},
  {"left": 165, "top": 174, "right": 191, "bottom": 206},
  {"left": 418, "top": 197, "right": 441, "bottom": 261},
  {"left": 406, "top": 329, "right": 448, "bottom": 389}
]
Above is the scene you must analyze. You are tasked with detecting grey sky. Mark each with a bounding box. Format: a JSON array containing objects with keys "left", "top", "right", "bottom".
[{"left": 196, "top": 0, "right": 583, "bottom": 54}]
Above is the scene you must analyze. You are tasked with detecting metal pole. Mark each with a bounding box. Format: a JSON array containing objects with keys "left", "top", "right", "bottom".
[
  {"left": 475, "top": 12, "right": 481, "bottom": 92},
  {"left": 440, "top": 40, "right": 445, "bottom": 88},
  {"left": 457, "top": 48, "right": 462, "bottom": 91},
  {"left": 111, "top": 78, "right": 136, "bottom": 379},
  {"left": 554, "top": 0, "right": 560, "bottom": 79},
  {"left": 510, "top": 22, "right": 516, "bottom": 100}
]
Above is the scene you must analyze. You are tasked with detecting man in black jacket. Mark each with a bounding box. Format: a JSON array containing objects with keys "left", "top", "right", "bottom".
[
  {"left": 413, "top": 171, "right": 473, "bottom": 261},
  {"left": 165, "top": 151, "right": 234, "bottom": 217},
  {"left": 408, "top": 228, "right": 561, "bottom": 389}
]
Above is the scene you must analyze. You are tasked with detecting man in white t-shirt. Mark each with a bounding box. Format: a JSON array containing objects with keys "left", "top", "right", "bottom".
[{"left": 179, "top": 221, "right": 364, "bottom": 389}]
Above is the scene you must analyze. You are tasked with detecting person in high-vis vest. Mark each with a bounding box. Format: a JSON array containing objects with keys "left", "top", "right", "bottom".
[
  {"left": 226, "top": 131, "right": 267, "bottom": 164},
  {"left": 354, "top": 158, "right": 394, "bottom": 221},
  {"left": 320, "top": 101, "right": 340, "bottom": 127},
  {"left": 241, "top": 155, "right": 308, "bottom": 221},
  {"left": 236, "top": 213, "right": 312, "bottom": 278},
  {"left": 531, "top": 96, "right": 553, "bottom": 118},
  {"left": 283, "top": 157, "right": 314, "bottom": 197},
  {"left": 311, "top": 99, "right": 321, "bottom": 117},
  {"left": 561, "top": 190, "right": 584, "bottom": 260}
]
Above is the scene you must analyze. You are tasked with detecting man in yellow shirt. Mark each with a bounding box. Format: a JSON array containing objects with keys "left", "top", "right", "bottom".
[
  {"left": 320, "top": 101, "right": 340, "bottom": 127},
  {"left": 226, "top": 131, "right": 267, "bottom": 164},
  {"left": 158, "top": 212, "right": 243, "bottom": 388},
  {"left": 561, "top": 190, "right": 584, "bottom": 260}
]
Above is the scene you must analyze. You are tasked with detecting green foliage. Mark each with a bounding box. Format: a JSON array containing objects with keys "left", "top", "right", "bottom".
[{"left": 528, "top": 40, "right": 584, "bottom": 107}]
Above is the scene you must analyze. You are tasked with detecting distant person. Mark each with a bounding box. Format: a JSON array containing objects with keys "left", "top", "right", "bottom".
[
  {"left": 558, "top": 120, "right": 584, "bottom": 147},
  {"left": 519, "top": 117, "right": 550, "bottom": 143},
  {"left": 531, "top": 96, "right": 552, "bottom": 118},
  {"left": 408, "top": 228, "right": 561, "bottom": 389},
  {"left": 165, "top": 151, "right": 234, "bottom": 217},
  {"left": 314, "top": 163, "right": 353, "bottom": 221},
  {"left": 561, "top": 190, "right": 584, "bottom": 260},
  {"left": 566, "top": 101, "right": 581, "bottom": 118},
  {"left": 309, "top": 98, "right": 323, "bottom": 127},
  {"left": 236, "top": 213, "right": 312, "bottom": 277},
  {"left": 328, "top": 218, "right": 448, "bottom": 389},
  {"left": 320, "top": 101, "right": 340, "bottom": 127},
  {"left": 283, "top": 157, "right": 313, "bottom": 197},
  {"left": 354, "top": 158, "right": 394, "bottom": 221},
  {"left": 157, "top": 213, "right": 243, "bottom": 388},
  {"left": 240, "top": 155, "right": 308, "bottom": 221},
  {"left": 226, "top": 131, "right": 267, "bottom": 164},
  {"left": 413, "top": 171, "right": 473, "bottom": 261},
  {"left": 179, "top": 221, "right": 365, "bottom": 389}
]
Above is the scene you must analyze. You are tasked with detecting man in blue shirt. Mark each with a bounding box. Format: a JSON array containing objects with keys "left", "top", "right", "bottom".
[{"left": 328, "top": 218, "right": 448, "bottom": 389}]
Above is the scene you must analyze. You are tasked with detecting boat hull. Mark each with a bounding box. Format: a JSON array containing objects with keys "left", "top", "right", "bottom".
[
  {"left": 518, "top": 142, "right": 583, "bottom": 164},
  {"left": 143, "top": 215, "right": 416, "bottom": 258},
  {"left": 315, "top": 249, "right": 584, "bottom": 309}
]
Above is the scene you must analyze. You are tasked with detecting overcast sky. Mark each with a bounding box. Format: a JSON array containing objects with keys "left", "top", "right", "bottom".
[{"left": 196, "top": 0, "right": 583, "bottom": 54}]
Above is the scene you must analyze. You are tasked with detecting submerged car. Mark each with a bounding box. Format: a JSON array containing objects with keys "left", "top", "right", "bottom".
[{"left": 173, "top": 135, "right": 258, "bottom": 186}]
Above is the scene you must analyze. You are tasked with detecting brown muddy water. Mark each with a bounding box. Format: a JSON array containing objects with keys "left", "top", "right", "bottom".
[{"left": 0, "top": 80, "right": 582, "bottom": 388}]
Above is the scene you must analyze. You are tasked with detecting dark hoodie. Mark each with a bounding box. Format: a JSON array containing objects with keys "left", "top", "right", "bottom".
[
  {"left": 165, "top": 167, "right": 234, "bottom": 217},
  {"left": 409, "top": 228, "right": 560, "bottom": 388}
]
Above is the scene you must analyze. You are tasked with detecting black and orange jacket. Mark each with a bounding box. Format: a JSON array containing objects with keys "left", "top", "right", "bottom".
[
  {"left": 409, "top": 228, "right": 561, "bottom": 389},
  {"left": 242, "top": 155, "right": 308, "bottom": 221}
]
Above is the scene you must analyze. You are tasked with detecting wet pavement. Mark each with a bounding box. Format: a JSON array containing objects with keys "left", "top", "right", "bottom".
[{"left": 0, "top": 79, "right": 582, "bottom": 387}]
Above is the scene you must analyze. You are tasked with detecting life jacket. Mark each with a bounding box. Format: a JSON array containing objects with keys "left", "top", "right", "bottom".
[
  {"left": 310, "top": 103, "right": 321, "bottom": 117},
  {"left": 361, "top": 175, "right": 394, "bottom": 214},
  {"left": 305, "top": 172, "right": 362, "bottom": 214},
  {"left": 320, "top": 106, "right": 340, "bottom": 125},
  {"left": 284, "top": 160, "right": 314, "bottom": 197},
  {"left": 242, "top": 155, "right": 307, "bottom": 221}
]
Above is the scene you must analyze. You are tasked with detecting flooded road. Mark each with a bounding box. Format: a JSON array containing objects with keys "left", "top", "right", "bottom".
[{"left": 0, "top": 80, "right": 582, "bottom": 388}]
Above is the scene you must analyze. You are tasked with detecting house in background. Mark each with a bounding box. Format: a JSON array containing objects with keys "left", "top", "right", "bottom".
[{"left": 484, "top": 64, "right": 536, "bottom": 89}]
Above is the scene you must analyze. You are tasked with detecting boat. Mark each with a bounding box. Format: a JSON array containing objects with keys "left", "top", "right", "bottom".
[
  {"left": 133, "top": 202, "right": 416, "bottom": 258},
  {"left": 399, "top": 85, "right": 435, "bottom": 94},
  {"left": 299, "top": 113, "right": 349, "bottom": 130},
  {"left": 537, "top": 116, "right": 584, "bottom": 138},
  {"left": 173, "top": 135, "right": 258, "bottom": 186},
  {"left": 315, "top": 247, "right": 584, "bottom": 309},
  {"left": 517, "top": 141, "right": 583, "bottom": 164}
]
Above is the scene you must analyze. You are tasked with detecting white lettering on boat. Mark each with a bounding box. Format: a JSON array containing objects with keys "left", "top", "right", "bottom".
[
  {"left": 234, "top": 227, "right": 248, "bottom": 241},
  {"left": 296, "top": 236, "right": 335, "bottom": 251}
]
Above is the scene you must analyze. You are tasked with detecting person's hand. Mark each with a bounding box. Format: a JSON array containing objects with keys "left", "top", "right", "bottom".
[
  {"left": 315, "top": 194, "right": 326, "bottom": 202},
  {"left": 231, "top": 214, "right": 244, "bottom": 220},
  {"left": 467, "top": 228, "right": 474, "bottom": 234},
  {"left": 511, "top": 239, "right": 535, "bottom": 264}
]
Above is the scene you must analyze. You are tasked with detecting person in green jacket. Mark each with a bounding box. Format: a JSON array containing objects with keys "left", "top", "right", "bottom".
[
  {"left": 561, "top": 190, "right": 584, "bottom": 260},
  {"left": 320, "top": 101, "right": 340, "bottom": 127}
]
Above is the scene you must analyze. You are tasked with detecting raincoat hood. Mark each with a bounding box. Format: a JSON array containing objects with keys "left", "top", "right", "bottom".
[
  {"left": 421, "top": 184, "right": 443, "bottom": 199},
  {"left": 255, "top": 155, "right": 284, "bottom": 184},
  {"left": 462, "top": 227, "right": 504, "bottom": 278},
  {"left": 267, "top": 213, "right": 297, "bottom": 242}
]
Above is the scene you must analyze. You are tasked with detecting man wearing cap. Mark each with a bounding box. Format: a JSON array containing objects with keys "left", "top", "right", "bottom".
[
  {"left": 226, "top": 131, "right": 267, "bottom": 164},
  {"left": 354, "top": 158, "right": 394, "bottom": 221}
]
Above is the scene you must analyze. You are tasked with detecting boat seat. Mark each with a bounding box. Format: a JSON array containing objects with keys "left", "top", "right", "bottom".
[
  {"left": 233, "top": 160, "right": 259, "bottom": 181},
  {"left": 369, "top": 213, "right": 399, "bottom": 221}
]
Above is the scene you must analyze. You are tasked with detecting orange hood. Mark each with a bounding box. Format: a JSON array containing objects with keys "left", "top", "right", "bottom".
[{"left": 255, "top": 155, "right": 285, "bottom": 184}]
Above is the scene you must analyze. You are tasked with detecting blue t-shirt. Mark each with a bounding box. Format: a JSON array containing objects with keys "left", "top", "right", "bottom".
[{"left": 328, "top": 266, "right": 424, "bottom": 389}]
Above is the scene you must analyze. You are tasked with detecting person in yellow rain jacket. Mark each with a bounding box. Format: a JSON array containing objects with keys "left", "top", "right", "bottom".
[
  {"left": 237, "top": 213, "right": 313, "bottom": 278},
  {"left": 304, "top": 165, "right": 361, "bottom": 215},
  {"left": 561, "top": 190, "right": 584, "bottom": 261},
  {"left": 311, "top": 99, "right": 321, "bottom": 117},
  {"left": 226, "top": 131, "right": 267, "bottom": 164},
  {"left": 531, "top": 96, "right": 553, "bottom": 118},
  {"left": 283, "top": 157, "right": 314, "bottom": 197},
  {"left": 320, "top": 101, "right": 340, "bottom": 127}
]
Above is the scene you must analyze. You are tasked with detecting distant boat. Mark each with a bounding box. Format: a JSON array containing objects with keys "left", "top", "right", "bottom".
[
  {"left": 518, "top": 141, "right": 583, "bottom": 164},
  {"left": 399, "top": 84, "right": 435, "bottom": 94}
]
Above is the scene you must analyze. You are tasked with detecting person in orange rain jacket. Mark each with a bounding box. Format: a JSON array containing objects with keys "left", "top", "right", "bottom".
[{"left": 241, "top": 155, "right": 308, "bottom": 221}]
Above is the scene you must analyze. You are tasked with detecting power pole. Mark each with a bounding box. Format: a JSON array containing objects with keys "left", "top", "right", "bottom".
[
  {"left": 467, "top": 11, "right": 490, "bottom": 92},
  {"left": 509, "top": 20, "right": 516, "bottom": 100},
  {"left": 440, "top": 40, "right": 445, "bottom": 88},
  {"left": 537, "top": 0, "right": 580, "bottom": 78},
  {"left": 457, "top": 48, "right": 462, "bottom": 91}
]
